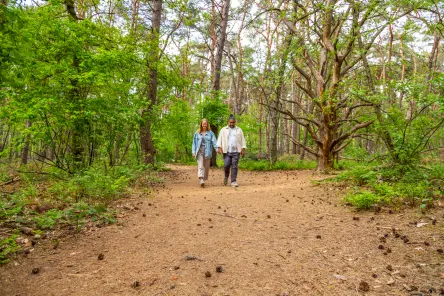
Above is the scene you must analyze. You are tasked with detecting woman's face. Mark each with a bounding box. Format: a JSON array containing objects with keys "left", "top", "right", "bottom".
[{"left": 202, "top": 121, "right": 208, "bottom": 130}]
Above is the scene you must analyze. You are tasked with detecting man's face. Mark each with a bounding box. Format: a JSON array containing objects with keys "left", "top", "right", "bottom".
[{"left": 228, "top": 119, "right": 236, "bottom": 128}]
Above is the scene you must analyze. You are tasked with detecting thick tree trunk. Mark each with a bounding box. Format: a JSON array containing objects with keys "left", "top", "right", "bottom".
[
  {"left": 140, "top": 0, "right": 162, "bottom": 166},
  {"left": 212, "top": 0, "right": 230, "bottom": 92},
  {"left": 317, "top": 148, "right": 334, "bottom": 171}
]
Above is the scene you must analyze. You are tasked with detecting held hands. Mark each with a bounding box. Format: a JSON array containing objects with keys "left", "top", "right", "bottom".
[
  {"left": 217, "top": 148, "right": 222, "bottom": 155},
  {"left": 241, "top": 149, "right": 245, "bottom": 158},
  {"left": 192, "top": 153, "right": 196, "bottom": 158}
]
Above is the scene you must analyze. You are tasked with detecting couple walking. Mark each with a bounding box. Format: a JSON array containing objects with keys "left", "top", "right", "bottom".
[{"left": 191, "top": 114, "right": 246, "bottom": 188}]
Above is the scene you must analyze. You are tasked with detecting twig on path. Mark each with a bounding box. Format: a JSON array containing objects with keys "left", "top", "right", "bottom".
[
  {"left": 148, "top": 278, "right": 158, "bottom": 286},
  {"left": 184, "top": 254, "right": 204, "bottom": 261},
  {"left": 209, "top": 212, "right": 238, "bottom": 219}
]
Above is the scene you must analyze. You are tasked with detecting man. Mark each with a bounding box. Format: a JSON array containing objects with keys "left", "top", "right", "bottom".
[{"left": 217, "top": 114, "right": 246, "bottom": 187}]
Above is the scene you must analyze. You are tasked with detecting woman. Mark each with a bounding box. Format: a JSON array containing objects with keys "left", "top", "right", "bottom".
[{"left": 192, "top": 118, "right": 218, "bottom": 187}]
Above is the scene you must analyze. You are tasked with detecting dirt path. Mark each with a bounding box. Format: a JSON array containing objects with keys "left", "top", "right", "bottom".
[{"left": 1, "top": 165, "right": 443, "bottom": 296}]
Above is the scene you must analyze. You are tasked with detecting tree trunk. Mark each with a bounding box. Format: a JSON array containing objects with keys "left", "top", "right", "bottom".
[
  {"left": 64, "top": 0, "right": 85, "bottom": 169},
  {"left": 427, "top": 30, "right": 440, "bottom": 85},
  {"left": 212, "top": 0, "right": 230, "bottom": 92},
  {"left": 140, "top": 0, "right": 162, "bottom": 166},
  {"left": 209, "top": 0, "right": 216, "bottom": 84},
  {"left": 258, "top": 97, "right": 263, "bottom": 158},
  {"left": 131, "top": 0, "right": 139, "bottom": 32},
  {"left": 317, "top": 147, "right": 334, "bottom": 171},
  {"left": 235, "top": 0, "right": 247, "bottom": 115},
  {"left": 21, "top": 120, "right": 32, "bottom": 165}
]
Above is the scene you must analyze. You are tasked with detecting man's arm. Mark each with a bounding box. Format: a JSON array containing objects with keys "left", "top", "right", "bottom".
[
  {"left": 240, "top": 129, "right": 246, "bottom": 157},
  {"left": 216, "top": 130, "right": 222, "bottom": 154}
]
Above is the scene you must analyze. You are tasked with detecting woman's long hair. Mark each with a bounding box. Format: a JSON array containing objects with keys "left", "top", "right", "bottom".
[{"left": 197, "top": 118, "right": 211, "bottom": 134}]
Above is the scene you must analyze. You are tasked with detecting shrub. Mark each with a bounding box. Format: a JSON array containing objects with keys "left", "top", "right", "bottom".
[
  {"left": 344, "top": 191, "right": 380, "bottom": 210},
  {"left": 335, "top": 166, "right": 377, "bottom": 186},
  {"left": 34, "top": 209, "right": 64, "bottom": 229}
]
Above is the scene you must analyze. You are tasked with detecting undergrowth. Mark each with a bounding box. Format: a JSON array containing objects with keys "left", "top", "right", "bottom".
[
  {"left": 214, "top": 154, "right": 316, "bottom": 171},
  {"left": 0, "top": 163, "right": 163, "bottom": 264},
  {"left": 333, "top": 163, "right": 444, "bottom": 211}
]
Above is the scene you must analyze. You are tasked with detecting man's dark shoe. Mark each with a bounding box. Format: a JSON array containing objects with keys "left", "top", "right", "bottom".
[{"left": 223, "top": 177, "right": 228, "bottom": 186}]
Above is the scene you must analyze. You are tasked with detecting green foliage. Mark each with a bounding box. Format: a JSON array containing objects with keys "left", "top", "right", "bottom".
[
  {"left": 344, "top": 191, "right": 381, "bottom": 210},
  {"left": 334, "top": 166, "right": 377, "bottom": 186},
  {"left": 239, "top": 159, "right": 316, "bottom": 171},
  {"left": 0, "top": 234, "right": 20, "bottom": 264},
  {"left": 196, "top": 95, "right": 230, "bottom": 129},
  {"left": 47, "top": 165, "right": 148, "bottom": 202},
  {"left": 34, "top": 209, "right": 64, "bottom": 229},
  {"left": 336, "top": 163, "right": 444, "bottom": 211},
  {"left": 33, "top": 202, "right": 116, "bottom": 230},
  {"left": 0, "top": 192, "right": 30, "bottom": 219},
  {"left": 70, "top": 168, "right": 131, "bottom": 201},
  {"left": 65, "top": 202, "right": 116, "bottom": 230},
  {"left": 155, "top": 98, "right": 194, "bottom": 162}
]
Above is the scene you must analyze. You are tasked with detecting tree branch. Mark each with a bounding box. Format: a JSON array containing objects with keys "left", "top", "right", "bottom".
[{"left": 283, "top": 133, "right": 320, "bottom": 157}]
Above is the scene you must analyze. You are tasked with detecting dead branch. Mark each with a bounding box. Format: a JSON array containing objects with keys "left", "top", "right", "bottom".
[{"left": 209, "top": 212, "right": 238, "bottom": 219}]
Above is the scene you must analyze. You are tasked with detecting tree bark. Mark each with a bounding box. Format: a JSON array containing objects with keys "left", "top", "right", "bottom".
[
  {"left": 140, "top": 0, "right": 162, "bottom": 166},
  {"left": 64, "top": 0, "right": 84, "bottom": 169},
  {"left": 21, "top": 120, "right": 32, "bottom": 165},
  {"left": 427, "top": 30, "right": 440, "bottom": 84},
  {"left": 212, "top": 0, "right": 230, "bottom": 92}
]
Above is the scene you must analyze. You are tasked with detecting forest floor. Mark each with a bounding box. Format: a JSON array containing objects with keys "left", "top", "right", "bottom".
[{"left": 0, "top": 165, "right": 443, "bottom": 296}]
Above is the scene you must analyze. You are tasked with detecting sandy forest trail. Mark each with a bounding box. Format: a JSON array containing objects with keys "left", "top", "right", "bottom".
[{"left": 0, "top": 165, "right": 443, "bottom": 296}]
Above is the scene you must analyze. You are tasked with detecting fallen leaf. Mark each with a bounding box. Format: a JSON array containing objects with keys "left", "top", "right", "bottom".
[{"left": 387, "top": 277, "right": 395, "bottom": 285}]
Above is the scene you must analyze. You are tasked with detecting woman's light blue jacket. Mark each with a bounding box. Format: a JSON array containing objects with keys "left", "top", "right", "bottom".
[{"left": 192, "top": 130, "right": 218, "bottom": 159}]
